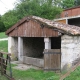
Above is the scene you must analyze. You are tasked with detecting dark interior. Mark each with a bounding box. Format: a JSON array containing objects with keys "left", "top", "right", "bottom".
[
  {"left": 23, "top": 37, "right": 61, "bottom": 58},
  {"left": 51, "top": 37, "right": 61, "bottom": 49},
  {"left": 68, "top": 17, "right": 80, "bottom": 26},
  {"left": 23, "top": 37, "right": 44, "bottom": 58}
]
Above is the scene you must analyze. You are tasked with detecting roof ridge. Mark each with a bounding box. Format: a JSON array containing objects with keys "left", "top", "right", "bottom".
[{"left": 6, "top": 16, "right": 80, "bottom": 36}]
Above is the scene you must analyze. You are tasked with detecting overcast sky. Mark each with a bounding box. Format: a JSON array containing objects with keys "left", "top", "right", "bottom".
[{"left": 0, "top": 0, "right": 17, "bottom": 15}]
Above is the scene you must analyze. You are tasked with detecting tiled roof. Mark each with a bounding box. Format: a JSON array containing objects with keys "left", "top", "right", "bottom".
[
  {"left": 6, "top": 16, "right": 80, "bottom": 35},
  {"left": 31, "top": 16, "right": 80, "bottom": 35}
]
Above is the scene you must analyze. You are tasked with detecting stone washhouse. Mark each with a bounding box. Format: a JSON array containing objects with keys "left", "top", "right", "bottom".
[{"left": 6, "top": 16, "right": 80, "bottom": 71}]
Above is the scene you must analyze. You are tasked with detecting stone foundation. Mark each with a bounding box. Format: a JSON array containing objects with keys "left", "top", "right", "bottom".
[{"left": 23, "top": 56, "right": 44, "bottom": 68}]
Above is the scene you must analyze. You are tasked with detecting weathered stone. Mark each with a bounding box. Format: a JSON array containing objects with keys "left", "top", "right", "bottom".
[
  {"left": 62, "top": 43, "right": 75, "bottom": 49},
  {"left": 23, "top": 56, "right": 44, "bottom": 68},
  {"left": 8, "top": 37, "right": 18, "bottom": 60},
  {"left": 61, "top": 35, "right": 80, "bottom": 71},
  {"left": 62, "top": 39, "right": 73, "bottom": 44},
  {"left": 61, "top": 35, "right": 73, "bottom": 40}
]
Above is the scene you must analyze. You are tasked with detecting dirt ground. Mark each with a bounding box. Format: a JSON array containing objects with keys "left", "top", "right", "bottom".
[{"left": 11, "top": 61, "right": 41, "bottom": 70}]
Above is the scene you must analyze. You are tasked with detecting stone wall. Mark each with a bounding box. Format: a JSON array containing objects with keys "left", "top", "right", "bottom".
[
  {"left": 23, "top": 56, "right": 44, "bottom": 68},
  {"left": 61, "top": 35, "right": 80, "bottom": 71},
  {"left": 23, "top": 37, "right": 44, "bottom": 58},
  {"left": 8, "top": 37, "right": 18, "bottom": 60}
]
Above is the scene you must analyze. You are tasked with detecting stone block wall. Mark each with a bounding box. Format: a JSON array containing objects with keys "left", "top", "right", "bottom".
[
  {"left": 8, "top": 37, "right": 18, "bottom": 60},
  {"left": 61, "top": 35, "right": 80, "bottom": 71},
  {"left": 23, "top": 56, "right": 44, "bottom": 68},
  {"left": 23, "top": 37, "right": 44, "bottom": 58}
]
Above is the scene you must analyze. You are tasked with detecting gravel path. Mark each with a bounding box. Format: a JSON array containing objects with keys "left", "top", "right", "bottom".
[
  {"left": 11, "top": 61, "right": 40, "bottom": 70},
  {"left": 0, "top": 38, "right": 8, "bottom": 41}
]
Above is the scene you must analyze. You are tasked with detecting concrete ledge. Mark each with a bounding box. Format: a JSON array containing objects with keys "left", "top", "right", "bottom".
[{"left": 23, "top": 56, "right": 44, "bottom": 68}]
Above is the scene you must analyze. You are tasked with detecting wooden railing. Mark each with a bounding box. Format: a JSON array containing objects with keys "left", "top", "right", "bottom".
[{"left": 0, "top": 52, "right": 14, "bottom": 80}]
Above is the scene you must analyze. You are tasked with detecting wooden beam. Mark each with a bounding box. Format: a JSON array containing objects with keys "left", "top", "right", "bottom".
[{"left": 31, "top": 16, "right": 80, "bottom": 35}]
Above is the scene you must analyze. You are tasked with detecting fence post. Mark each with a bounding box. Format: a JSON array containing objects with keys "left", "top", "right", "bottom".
[
  {"left": 1, "top": 53, "right": 3, "bottom": 75},
  {"left": 0, "top": 52, "right": 15, "bottom": 80}
]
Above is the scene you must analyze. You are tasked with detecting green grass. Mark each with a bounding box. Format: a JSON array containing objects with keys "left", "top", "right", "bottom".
[
  {"left": 0, "top": 75, "right": 8, "bottom": 80},
  {"left": 0, "top": 38, "right": 59, "bottom": 80},
  {"left": 13, "top": 69, "right": 60, "bottom": 80},
  {"left": 1, "top": 68, "right": 60, "bottom": 80},
  {"left": 0, "top": 41, "right": 8, "bottom": 52},
  {"left": 64, "top": 66, "right": 80, "bottom": 80},
  {"left": 0, "top": 32, "right": 7, "bottom": 39},
  {"left": 0, "top": 63, "right": 60, "bottom": 80},
  {"left": 0, "top": 64, "right": 60, "bottom": 80}
]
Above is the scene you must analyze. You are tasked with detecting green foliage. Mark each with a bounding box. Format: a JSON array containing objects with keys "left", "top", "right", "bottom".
[
  {"left": 64, "top": 66, "right": 80, "bottom": 80},
  {"left": 52, "top": 0, "right": 62, "bottom": 7},
  {"left": 75, "top": 0, "right": 80, "bottom": 6},
  {"left": 16, "top": 0, "right": 42, "bottom": 18},
  {"left": 2, "top": 10, "right": 19, "bottom": 29},
  {"left": 0, "top": 41, "right": 8, "bottom": 52},
  {"left": 41, "top": 4, "right": 62, "bottom": 19},
  {"left": 15, "top": 0, "right": 62, "bottom": 19},
  {"left": 0, "top": 16, "right": 6, "bottom": 32},
  {"left": 62, "top": 0, "right": 75, "bottom": 9},
  {"left": 2, "top": 0, "right": 62, "bottom": 30},
  {"left": 0, "top": 75, "right": 7, "bottom": 80}
]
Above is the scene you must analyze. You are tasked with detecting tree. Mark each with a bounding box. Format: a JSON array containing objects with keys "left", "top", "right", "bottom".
[
  {"left": 0, "top": 15, "right": 5, "bottom": 32},
  {"left": 75, "top": 0, "right": 80, "bottom": 6},
  {"left": 62, "top": 0, "right": 75, "bottom": 9},
  {"left": 41, "top": 3, "right": 62, "bottom": 19},
  {"left": 2, "top": 10, "right": 19, "bottom": 29},
  {"left": 15, "top": 0, "right": 62, "bottom": 19},
  {"left": 2, "top": 0, "right": 63, "bottom": 30}
]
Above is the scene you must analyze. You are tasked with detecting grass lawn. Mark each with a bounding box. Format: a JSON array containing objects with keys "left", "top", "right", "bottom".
[
  {"left": 0, "top": 32, "right": 7, "bottom": 39},
  {"left": 12, "top": 68, "right": 60, "bottom": 80},
  {"left": 0, "top": 75, "right": 7, "bottom": 80},
  {"left": 0, "top": 40, "right": 60, "bottom": 80},
  {"left": 0, "top": 41, "right": 8, "bottom": 52},
  {"left": 0, "top": 66, "right": 60, "bottom": 80},
  {"left": 64, "top": 66, "right": 80, "bottom": 80}
]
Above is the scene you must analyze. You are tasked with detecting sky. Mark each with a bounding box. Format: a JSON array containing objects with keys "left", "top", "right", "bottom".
[{"left": 0, "top": 0, "right": 17, "bottom": 15}]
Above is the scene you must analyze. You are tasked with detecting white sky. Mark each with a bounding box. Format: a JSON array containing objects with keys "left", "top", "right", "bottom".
[{"left": 0, "top": 0, "right": 17, "bottom": 15}]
